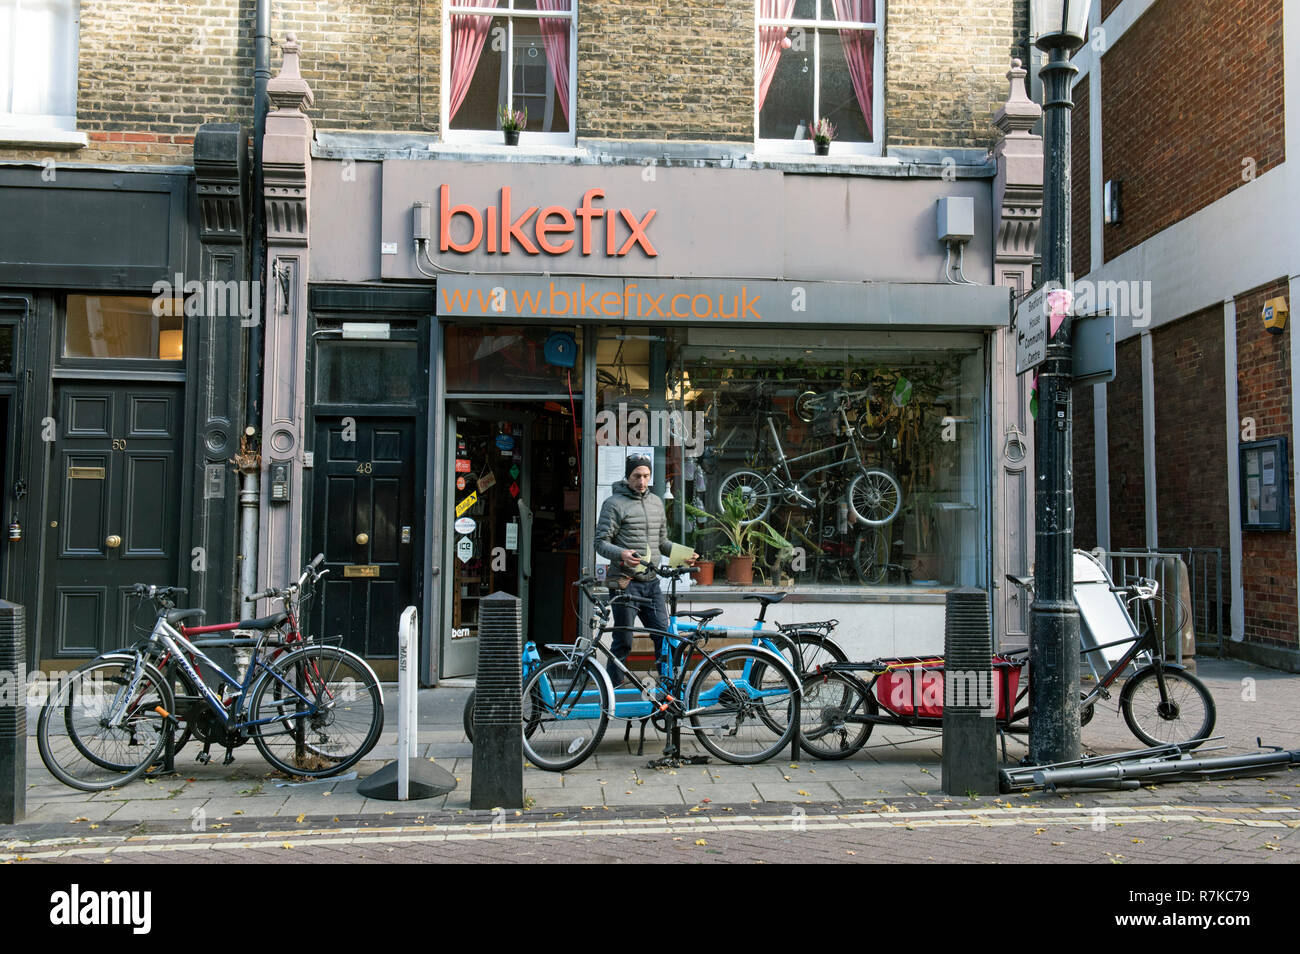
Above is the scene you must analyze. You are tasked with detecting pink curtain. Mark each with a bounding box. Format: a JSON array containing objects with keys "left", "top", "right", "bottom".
[
  {"left": 449, "top": 0, "right": 500, "bottom": 123},
  {"left": 831, "top": 0, "right": 875, "bottom": 138},
  {"left": 537, "top": 0, "right": 571, "bottom": 123},
  {"left": 757, "top": 0, "right": 796, "bottom": 110}
]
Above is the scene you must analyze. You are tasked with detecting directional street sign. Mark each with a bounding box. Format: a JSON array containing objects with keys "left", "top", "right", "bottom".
[{"left": 1014, "top": 285, "right": 1050, "bottom": 375}]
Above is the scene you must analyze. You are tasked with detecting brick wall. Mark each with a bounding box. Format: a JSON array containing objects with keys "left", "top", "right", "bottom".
[
  {"left": 1070, "top": 78, "right": 1090, "bottom": 277},
  {"left": 1106, "top": 335, "right": 1145, "bottom": 546},
  {"left": 1235, "top": 277, "right": 1296, "bottom": 649},
  {"left": 578, "top": 0, "right": 751, "bottom": 140},
  {"left": 1073, "top": 380, "right": 1097, "bottom": 549},
  {"left": 886, "top": 0, "right": 1029, "bottom": 148},
  {"left": 0, "top": 0, "right": 1037, "bottom": 165},
  {"left": 1099, "top": 0, "right": 1285, "bottom": 263},
  {"left": 1151, "top": 304, "right": 1228, "bottom": 551}
]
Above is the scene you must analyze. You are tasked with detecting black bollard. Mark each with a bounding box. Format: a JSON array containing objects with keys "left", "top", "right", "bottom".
[
  {"left": 470, "top": 591, "right": 524, "bottom": 810},
  {"left": 941, "top": 587, "right": 998, "bottom": 796},
  {"left": 0, "top": 600, "right": 26, "bottom": 823}
]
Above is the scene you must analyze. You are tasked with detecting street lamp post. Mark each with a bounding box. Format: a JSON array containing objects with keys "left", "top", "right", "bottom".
[{"left": 1029, "top": 0, "right": 1091, "bottom": 765}]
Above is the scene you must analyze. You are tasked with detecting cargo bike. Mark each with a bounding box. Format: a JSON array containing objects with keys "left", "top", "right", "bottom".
[{"left": 798, "top": 552, "right": 1216, "bottom": 759}]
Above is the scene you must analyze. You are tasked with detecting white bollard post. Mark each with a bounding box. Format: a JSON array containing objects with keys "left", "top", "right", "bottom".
[{"left": 397, "top": 606, "right": 419, "bottom": 801}]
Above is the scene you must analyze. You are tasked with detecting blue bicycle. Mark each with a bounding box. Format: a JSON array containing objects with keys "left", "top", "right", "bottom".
[{"left": 514, "top": 568, "right": 803, "bottom": 771}]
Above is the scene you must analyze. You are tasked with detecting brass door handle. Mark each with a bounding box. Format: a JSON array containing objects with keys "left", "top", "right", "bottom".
[
  {"left": 106, "top": 534, "right": 122, "bottom": 549},
  {"left": 356, "top": 532, "right": 369, "bottom": 545}
]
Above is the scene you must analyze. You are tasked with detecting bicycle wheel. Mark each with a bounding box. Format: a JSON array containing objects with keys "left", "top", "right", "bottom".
[
  {"left": 1118, "top": 666, "right": 1216, "bottom": 748},
  {"left": 521, "top": 657, "right": 610, "bottom": 772},
  {"left": 716, "top": 469, "right": 773, "bottom": 525},
  {"left": 799, "top": 670, "right": 875, "bottom": 760},
  {"left": 748, "top": 633, "right": 846, "bottom": 733},
  {"left": 853, "top": 527, "right": 890, "bottom": 583},
  {"left": 795, "top": 391, "right": 819, "bottom": 422},
  {"left": 37, "top": 656, "right": 174, "bottom": 792},
  {"left": 463, "top": 689, "right": 476, "bottom": 743},
  {"left": 846, "top": 468, "right": 903, "bottom": 527},
  {"left": 686, "top": 646, "right": 797, "bottom": 764},
  {"left": 250, "top": 646, "right": 384, "bottom": 777}
]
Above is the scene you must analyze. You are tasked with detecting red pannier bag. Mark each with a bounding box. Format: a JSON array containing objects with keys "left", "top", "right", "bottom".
[{"left": 873, "top": 656, "right": 1022, "bottom": 720}]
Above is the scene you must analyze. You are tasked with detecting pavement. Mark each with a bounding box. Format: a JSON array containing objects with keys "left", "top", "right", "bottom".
[{"left": 3, "top": 656, "right": 1299, "bottom": 864}]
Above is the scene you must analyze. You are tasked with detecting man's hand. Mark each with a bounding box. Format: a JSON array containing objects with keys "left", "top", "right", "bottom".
[
  {"left": 687, "top": 551, "right": 700, "bottom": 566},
  {"left": 620, "top": 549, "right": 643, "bottom": 569}
]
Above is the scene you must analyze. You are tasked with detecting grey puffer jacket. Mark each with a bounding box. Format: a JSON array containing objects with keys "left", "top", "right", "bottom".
[{"left": 595, "top": 479, "right": 675, "bottom": 581}]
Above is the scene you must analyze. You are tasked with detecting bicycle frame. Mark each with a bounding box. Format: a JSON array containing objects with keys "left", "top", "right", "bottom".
[{"left": 763, "top": 409, "right": 869, "bottom": 489}]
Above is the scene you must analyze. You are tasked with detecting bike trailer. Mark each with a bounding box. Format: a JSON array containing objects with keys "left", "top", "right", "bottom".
[{"left": 873, "top": 655, "right": 1023, "bottom": 721}]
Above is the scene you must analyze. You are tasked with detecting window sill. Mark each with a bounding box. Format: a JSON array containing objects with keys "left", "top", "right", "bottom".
[{"left": 0, "top": 127, "right": 89, "bottom": 150}]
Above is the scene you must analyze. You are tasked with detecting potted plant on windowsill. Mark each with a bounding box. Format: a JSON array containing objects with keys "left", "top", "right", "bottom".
[
  {"left": 685, "top": 490, "right": 791, "bottom": 586},
  {"left": 809, "top": 117, "right": 836, "bottom": 156},
  {"left": 499, "top": 105, "right": 527, "bottom": 145}
]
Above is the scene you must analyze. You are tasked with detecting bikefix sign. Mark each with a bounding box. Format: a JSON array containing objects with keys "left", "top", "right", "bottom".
[{"left": 1014, "top": 286, "right": 1073, "bottom": 375}]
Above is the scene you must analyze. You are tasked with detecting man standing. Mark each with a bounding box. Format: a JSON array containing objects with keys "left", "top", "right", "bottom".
[{"left": 593, "top": 455, "right": 695, "bottom": 686}]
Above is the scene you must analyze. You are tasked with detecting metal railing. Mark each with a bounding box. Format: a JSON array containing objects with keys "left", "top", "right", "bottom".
[{"left": 1102, "top": 548, "right": 1224, "bottom": 658}]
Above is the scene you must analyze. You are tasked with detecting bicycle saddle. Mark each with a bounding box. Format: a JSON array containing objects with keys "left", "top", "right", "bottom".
[
  {"left": 679, "top": 608, "right": 724, "bottom": 624},
  {"left": 166, "top": 608, "right": 206, "bottom": 625},
  {"left": 743, "top": 593, "right": 788, "bottom": 607},
  {"left": 236, "top": 611, "right": 290, "bottom": 629}
]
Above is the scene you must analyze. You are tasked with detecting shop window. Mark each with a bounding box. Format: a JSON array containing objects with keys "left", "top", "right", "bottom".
[
  {"left": 315, "top": 340, "right": 419, "bottom": 405},
  {"left": 0, "top": 0, "right": 79, "bottom": 133},
  {"left": 756, "top": 0, "right": 882, "bottom": 156},
  {"left": 596, "top": 326, "right": 986, "bottom": 590},
  {"left": 445, "top": 325, "right": 582, "bottom": 394},
  {"left": 63, "top": 295, "right": 182, "bottom": 361},
  {"left": 444, "top": 0, "right": 575, "bottom": 145}
]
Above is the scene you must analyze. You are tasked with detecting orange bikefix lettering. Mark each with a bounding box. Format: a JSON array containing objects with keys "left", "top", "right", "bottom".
[{"left": 438, "top": 185, "right": 657, "bottom": 258}]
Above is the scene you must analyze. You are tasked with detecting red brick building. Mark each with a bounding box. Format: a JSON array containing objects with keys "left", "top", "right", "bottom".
[{"left": 1068, "top": 0, "right": 1297, "bottom": 669}]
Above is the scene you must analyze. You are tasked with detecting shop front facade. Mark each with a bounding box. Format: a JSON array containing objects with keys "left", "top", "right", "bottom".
[{"left": 260, "top": 124, "right": 1040, "bottom": 681}]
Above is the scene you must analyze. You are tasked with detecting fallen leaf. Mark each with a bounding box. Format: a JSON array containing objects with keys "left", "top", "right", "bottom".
[
  {"left": 89, "top": 824, "right": 99, "bottom": 830},
  {"left": 846, "top": 850, "right": 857, "bottom": 855},
  {"left": 1131, "top": 839, "right": 1144, "bottom": 844},
  {"left": 1263, "top": 843, "right": 1281, "bottom": 851},
  {"left": 71, "top": 816, "right": 89, "bottom": 823},
  {"left": 797, "top": 790, "right": 810, "bottom": 796},
  {"left": 694, "top": 839, "right": 707, "bottom": 846},
  {"left": 281, "top": 842, "right": 293, "bottom": 849},
  {"left": 1051, "top": 842, "right": 1065, "bottom": 846},
  {"left": 1034, "top": 828, "right": 1046, "bottom": 834},
  {"left": 296, "top": 814, "right": 306, "bottom": 823}
]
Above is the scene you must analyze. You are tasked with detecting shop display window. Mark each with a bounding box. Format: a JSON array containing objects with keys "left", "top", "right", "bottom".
[
  {"left": 596, "top": 326, "right": 986, "bottom": 589},
  {"left": 63, "top": 295, "right": 182, "bottom": 361},
  {"left": 445, "top": 324, "right": 582, "bottom": 393}
]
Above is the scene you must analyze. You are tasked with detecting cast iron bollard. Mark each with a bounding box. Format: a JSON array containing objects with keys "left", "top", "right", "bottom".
[
  {"left": 470, "top": 591, "right": 524, "bottom": 810},
  {"left": 941, "top": 587, "right": 998, "bottom": 796},
  {"left": 0, "top": 600, "right": 26, "bottom": 823}
]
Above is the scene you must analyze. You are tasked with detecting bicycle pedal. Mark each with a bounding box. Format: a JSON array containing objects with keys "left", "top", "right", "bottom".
[{"left": 196, "top": 750, "right": 211, "bottom": 765}]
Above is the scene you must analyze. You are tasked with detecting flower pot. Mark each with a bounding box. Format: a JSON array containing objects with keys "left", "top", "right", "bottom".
[
  {"left": 690, "top": 560, "right": 715, "bottom": 586},
  {"left": 814, "top": 139, "right": 830, "bottom": 156},
  {"left": 503, "top": 129, "right": 520, "bottom": 146},
  {"left": 725, "top": 555, "right": 754, "bottom": 585}
]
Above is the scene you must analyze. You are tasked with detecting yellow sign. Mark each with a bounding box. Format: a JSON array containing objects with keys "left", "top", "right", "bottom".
[
  {"left": 343, "top": 565, "right": 381, "bottom": 578},
  {"left": 455, "top": 491, "right": 478, "bottom": 517}
]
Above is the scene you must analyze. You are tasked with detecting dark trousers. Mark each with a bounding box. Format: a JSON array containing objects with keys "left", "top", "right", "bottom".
[{"left": 608, "top": 577, "right": 670, "bottom": 688}]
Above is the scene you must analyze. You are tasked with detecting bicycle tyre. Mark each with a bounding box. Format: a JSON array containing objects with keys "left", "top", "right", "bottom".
[
  {"left": 463, "top": 689, "right": 476, "bottom": 743},
  {"left": 846, "top": 468, "right": 903, "bottom": 527},
  {"left": 1118, "top": 665, "right": 1216, "bottom": 749},
  {"left": 686, "top": 646, "right": 797, "bottom": 764},
  {"left": 37, "top": 656, "right": 174, "bottom": 792},
  {"left": 748, "top": 633, "right": 846, "bottom": 733},
  {"left": 521, "top": 657, "right": 610, "bottom": 772},
  {"left": 799, "top": 670, "right": 875, "bottom": 760},
  {"left": 250, "top": 645, "right": 384, "bottom": 777},
  {"left": 715, "top": 469, "right": 773, "bottom": 525},
  {"left": 795, "top": 391, "right": 819, "bottom": 423},
  {"left": 853, "top": 527, "right": 890, "bottom": 583}
]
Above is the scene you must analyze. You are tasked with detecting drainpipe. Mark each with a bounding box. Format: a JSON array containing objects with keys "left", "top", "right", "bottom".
[{"left": 239, "top": 0, "right": 272, "bottom": 602}]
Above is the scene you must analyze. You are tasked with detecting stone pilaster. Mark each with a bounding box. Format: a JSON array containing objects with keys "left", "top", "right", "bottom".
[{"left": 259, "top": 34, "right": 314, "bottom": 591}]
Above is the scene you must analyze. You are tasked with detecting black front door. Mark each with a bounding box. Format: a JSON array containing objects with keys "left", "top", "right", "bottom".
[
  {"left": 43, "top": 383, "right": 184, "bottom": 658},
  {"left": 312, "top": 416, "right": 419, "bottom": 659}
]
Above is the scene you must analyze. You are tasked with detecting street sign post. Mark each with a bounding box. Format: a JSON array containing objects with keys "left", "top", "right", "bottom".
[{"left": 1014, "top": 285, "right": 1050, "bottom": 375}]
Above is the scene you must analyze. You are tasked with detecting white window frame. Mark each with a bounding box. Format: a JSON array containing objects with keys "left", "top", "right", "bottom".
[
  {"left": 0, "top": 0, "right": 79, "bottom": 133},
  {"left": 441, "top": 0, "right": 577, "bottom": 147},
  {"left": 755, "top": 1, "right": 884, "bottom": 157}
]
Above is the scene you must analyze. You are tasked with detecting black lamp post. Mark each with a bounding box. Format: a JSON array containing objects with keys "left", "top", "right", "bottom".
[{"left": 1029, "top": 0, "right": 1091, "bottom": 765}]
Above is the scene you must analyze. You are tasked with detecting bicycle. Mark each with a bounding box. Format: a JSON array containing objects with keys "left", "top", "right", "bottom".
[
  {"left": 715, "top": 399, "right": 903, "bottom": 529},
  {"left": 462, "top": 566, "right": 845, "bottom": 743},
  {"left": 520, "top": 566, "right": 801, "bottom": 772},
  {"left": 799, "top": 576, "right": 1216, "bottom": 760},
  {"left": 37, "top": 583, "right": 384, "bottom": 791}
]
